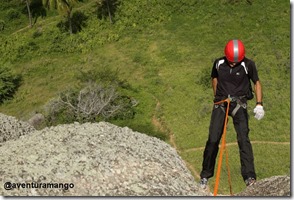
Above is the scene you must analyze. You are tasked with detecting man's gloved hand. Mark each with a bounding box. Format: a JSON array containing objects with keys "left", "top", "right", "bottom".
[{"left": 253, "top": 105, "right": 264, "bottom": 120}]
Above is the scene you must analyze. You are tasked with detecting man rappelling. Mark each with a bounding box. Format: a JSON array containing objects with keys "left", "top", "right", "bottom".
[{"left": 199, "top": 39, "right": 265, "bottom": 190}]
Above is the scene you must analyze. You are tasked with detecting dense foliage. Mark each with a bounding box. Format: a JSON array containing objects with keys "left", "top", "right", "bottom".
[{"left": 0, "top": 66, "right": 22, "bottom": 103}]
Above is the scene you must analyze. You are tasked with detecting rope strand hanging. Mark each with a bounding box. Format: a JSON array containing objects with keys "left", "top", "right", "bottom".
[{"left": 213, "top": 98, "right": 233, "bottom": 196}]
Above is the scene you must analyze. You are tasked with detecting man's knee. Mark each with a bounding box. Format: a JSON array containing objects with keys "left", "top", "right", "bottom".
[{"left": 206, "top": 138, "right": 220, "bottom": 149}]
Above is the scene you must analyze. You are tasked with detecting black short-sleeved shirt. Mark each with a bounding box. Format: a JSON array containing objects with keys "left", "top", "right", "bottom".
[{"left": 211, "top": 56, "right": 259, "bottom": 99}]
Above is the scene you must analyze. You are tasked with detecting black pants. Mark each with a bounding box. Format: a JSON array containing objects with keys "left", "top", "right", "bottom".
[{"left": 200, "top": 102, "right": 256, "bottom": 181}]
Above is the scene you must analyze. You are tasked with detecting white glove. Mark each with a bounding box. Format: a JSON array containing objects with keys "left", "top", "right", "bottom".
[{"left": 253, "top": 105, "right": 264, "bottom": 120}]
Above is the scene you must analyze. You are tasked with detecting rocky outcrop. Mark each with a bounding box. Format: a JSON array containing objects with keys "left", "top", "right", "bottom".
[
  {"left": 236, "top": 176, "right": 290, "bottom": 196},
  {"left": 0, "top": 118, "right": 208, "bottom": 196},
  {"left": 0, "top": 113, "right": 290, "bottom": 196},
  {"left": 0, "top": 113, "right": 35, "bottom": 144}
]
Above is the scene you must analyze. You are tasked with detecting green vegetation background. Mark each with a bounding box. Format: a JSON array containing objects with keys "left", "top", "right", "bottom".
[{"left": 0, "top": 0, "right": 290, "bottom": 195}]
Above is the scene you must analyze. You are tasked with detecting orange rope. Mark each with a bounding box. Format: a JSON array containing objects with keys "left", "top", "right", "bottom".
[{"left": 213, "top": 98, "right": 233, "bottom": 196}]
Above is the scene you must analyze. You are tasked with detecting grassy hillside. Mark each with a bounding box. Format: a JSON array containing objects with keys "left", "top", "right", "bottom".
[{"left": 0, "top": 0, "right": 290, "bottom": 195}]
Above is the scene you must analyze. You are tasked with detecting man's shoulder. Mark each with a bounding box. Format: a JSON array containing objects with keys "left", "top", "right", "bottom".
[
  {"left": 243, "top": 57, "right": 255, "bottom": 64},
  {"left": 214, "top": 56, "right": 226, "bottom": 68},
  {"left": 214, "top": 56, "right": 226, "bottom": 62}
]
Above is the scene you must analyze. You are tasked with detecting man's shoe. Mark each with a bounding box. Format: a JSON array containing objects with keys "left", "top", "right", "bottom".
[
  {"left": 245, "top": 177, "right": 256, "bottom": 186},
  {"left": 199, "top": 178, "right": 208, "bottom": 189}
]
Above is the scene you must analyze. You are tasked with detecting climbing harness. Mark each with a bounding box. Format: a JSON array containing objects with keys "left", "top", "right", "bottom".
[
  {"left": 213, "top": 96, "right": 234, "bottom": 196},
  {"left": 216, "top": 95, "right": 247, "bottom": 116},
  {"left": 230, "top": 95, "right": 247, "bottom": 117}
]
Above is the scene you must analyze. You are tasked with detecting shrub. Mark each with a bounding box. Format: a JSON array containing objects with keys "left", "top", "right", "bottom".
[
  {"left": 32, "top": 30, "right": 43, "bottom": 38},
  {"left": 5, "top": 8, "right": 20, "bottom": 20},
  {"left": 0, "top": 20, "right": 5, "bottom": 31},
  {"left": 0, "top": 66, "right": 22, "bottom": 103},
  {"left": 16, "top": 41, "right": 40, "bottom": 60},
  {"left": 45, "top": 83, "right": 137, "bottom": 125}
]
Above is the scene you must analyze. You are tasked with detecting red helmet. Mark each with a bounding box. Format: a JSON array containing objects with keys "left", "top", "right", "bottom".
[{"left": 224, "top": 39, "right": 245, "bottom": 62}]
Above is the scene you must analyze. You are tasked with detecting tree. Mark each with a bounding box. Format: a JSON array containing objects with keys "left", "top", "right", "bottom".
[
  {"left": 30, "top": 0, "right": 47, "bottom": 25},
  {"left": 42, "top": 0, "right": 80, "bottom": 34},
  {"left": 96, "top": 0, "right": 119, "bottom": 24},
  {"left": 56, "top": 10, "right": 88, "bottom": 34},
  {"left": 23, "top": 0, "right": 33, "bottom": 27}
]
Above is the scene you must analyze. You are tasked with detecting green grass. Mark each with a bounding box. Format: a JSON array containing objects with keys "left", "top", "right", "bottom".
[{"left": 0, "top": 0, "right": 290, "bottom": 195}]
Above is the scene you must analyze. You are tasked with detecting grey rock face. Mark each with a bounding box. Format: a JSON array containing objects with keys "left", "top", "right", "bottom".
[
  {"left": 0, "top": 113, "right": 290, "bottom": 196},
  {"left": 237, "top": 176, "right": 290, "bottom": 196},
  {"left": 0, "top": 113, "right": 35, "bottom": 144},
  {"left": 27, "top": 113, "right": 45, "bottom": 128},
  {"left": 0, "top": 121, "right": 209, "bottom": 196}
]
